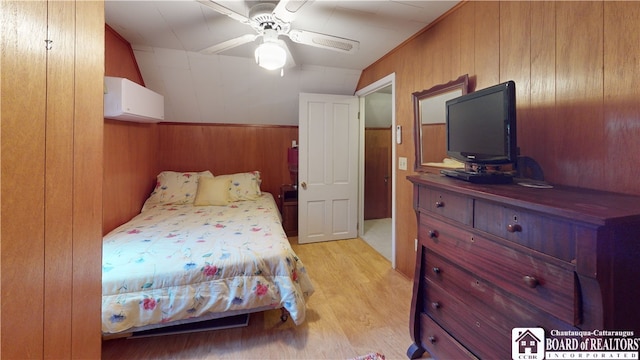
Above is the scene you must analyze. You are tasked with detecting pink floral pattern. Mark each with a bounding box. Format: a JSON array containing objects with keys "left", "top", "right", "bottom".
[
  {"left": 141, "top": 298, "right": 157, "bottom": 310},
  {"left": 202, "top": 264, "right": 219, "bottom": 277},
  {"left": 255, "top": 283, "right": 269, "bottom": 296}
]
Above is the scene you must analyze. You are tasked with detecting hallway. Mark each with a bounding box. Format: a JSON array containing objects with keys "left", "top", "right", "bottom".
[{"left": 361, "top": 218, "right": 392, "bottom": 262}]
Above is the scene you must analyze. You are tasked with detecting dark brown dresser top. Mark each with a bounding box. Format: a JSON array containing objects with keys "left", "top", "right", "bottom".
[{"left": 408, "top": 173, "right": 640, "bottom": 227}]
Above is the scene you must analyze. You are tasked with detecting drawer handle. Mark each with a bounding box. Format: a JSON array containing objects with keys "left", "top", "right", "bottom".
[
  {"left": 428, "top": 336, "right": 437, "bottom": 344},
  {"left": 507, "top": 224, "right": 522, "bottom": 233},
  {"left": 432, "top": 267, "right": 441, "bottom": 274},
  {"left": 431, "top": 301, "right": 441, "bottom": 310},
  {"left": 523, "top": 275, "right": 539, "bottom": 288},
  {"left": 428, "top": 230, "right": 439, "bottom": 239},
  {"left": 435, "top": 201, "right": 444, "bottom": 208}
]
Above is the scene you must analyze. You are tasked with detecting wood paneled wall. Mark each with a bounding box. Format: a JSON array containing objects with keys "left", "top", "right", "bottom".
[
  {"left": 103, "top": 120, "right": 159, "bottom": 233},
  {"left": 1, "top": 1, "right": 104, "bottom": 357},
  {"left": 103, "top": 25, "right": 159, "bottom": 234},
  {"left": 357, "top": 1, "right": 640, "bottom": 277},
  {"left": 103, "top": 121, "right": 297, "bottom": 234},
  {"left": 157, "top": 123, "right": 299, "bottom": 203},
  {"left": 105, "top": 24, "right": 144, "bottom": 86},
  {"left": 2, "top": 3, "right": 48, "bottom": 355}
]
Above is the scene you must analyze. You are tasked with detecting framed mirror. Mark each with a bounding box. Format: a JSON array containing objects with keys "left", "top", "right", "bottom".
[{"left": 412, "top": 74, "right": 469, "bottom": 172}]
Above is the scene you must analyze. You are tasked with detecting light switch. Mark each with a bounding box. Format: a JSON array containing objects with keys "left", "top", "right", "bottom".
[{"left": 399, "top": 157, "right": 408, "bottom": 170}]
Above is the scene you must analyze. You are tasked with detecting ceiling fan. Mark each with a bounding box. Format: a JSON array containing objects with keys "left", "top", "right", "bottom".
[{"left": 197, "top": 0, "right": 360, "bottom": 73}]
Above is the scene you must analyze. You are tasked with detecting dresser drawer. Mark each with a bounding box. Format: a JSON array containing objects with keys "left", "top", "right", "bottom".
[
  {"left": 425, "top": 278, "right": 510, "bottom": 359},
  {"left": 425, "top": 250, "right": 579, "bottom": 333},
  {"left": 420, "top": 214, "right": 578, "bottom": 325},
  {"left": 474, "top": 200, "right": 576, "bottom": 262},
  {"left": 419, "top": 313, "right": 478, "bottom": 360},
  {"left": 417, "top": 186, "right": 473, "bottom": 226}
]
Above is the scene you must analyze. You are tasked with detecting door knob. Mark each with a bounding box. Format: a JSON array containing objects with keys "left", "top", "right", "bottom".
[
  {"left": 300, "top": 182, "right": 307, "bottom": 190},
  {"left": 507, "top": 224, "right": 522, "bottom": 233},
  {"left": 523, "top": 275, "right": 539, "bottom": 288}
]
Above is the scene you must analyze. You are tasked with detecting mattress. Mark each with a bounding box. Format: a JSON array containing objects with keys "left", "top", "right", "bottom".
[{"left": 102, "top": 193, "right": 314, "bottom": 334}]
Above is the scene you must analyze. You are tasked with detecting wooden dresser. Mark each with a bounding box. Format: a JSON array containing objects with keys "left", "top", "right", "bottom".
[{"left": 407, "top": 174, "right": 640, "bottom": 359}]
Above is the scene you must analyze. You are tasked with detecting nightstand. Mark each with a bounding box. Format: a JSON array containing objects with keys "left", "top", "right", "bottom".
[{"left": 279, "top": 185, "right": 298, "bottom": 236}]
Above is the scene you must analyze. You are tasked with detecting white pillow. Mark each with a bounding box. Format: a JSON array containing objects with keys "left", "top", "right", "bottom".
[
  {"left": 142, "top": 170, "right": 213, "bottom": 210},
  {"left": 214, "top": 171, "right": 262, "bottom": 201}
]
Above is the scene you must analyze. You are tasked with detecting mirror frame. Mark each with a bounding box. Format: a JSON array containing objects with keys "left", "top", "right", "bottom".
[{"left": 412, "top": 74, "right": 469, "bottom": 172}]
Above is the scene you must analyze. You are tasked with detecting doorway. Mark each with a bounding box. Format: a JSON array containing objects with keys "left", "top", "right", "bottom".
[{"left": 356, "top": 74, "right": 396, "bottom": 268}]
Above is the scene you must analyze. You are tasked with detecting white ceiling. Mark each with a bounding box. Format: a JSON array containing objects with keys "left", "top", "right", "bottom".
[{"left": 105, "top": 0, "right": 459, "bottom": 125}]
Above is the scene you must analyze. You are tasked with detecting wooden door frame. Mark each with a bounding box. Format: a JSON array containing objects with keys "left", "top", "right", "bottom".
[{"left": 355, "top": 73, "right": 396, "bottom": 269}]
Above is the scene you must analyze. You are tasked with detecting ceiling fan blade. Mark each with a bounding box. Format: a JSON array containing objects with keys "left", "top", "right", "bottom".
[
  {"left": 197, "top": 0, "right": 250, "bottom": 24},
  {"left": 200, "top": 34, "right": 258, "bottom": 55},
  {"left": 273, "top": 0, "right": 311, "bottom": 24},
  {"left": 287, "top": 29, "right": 359, "bottom": 54},
  {"left": 278, "top": 39, "right": 297, "bottom": 69}
]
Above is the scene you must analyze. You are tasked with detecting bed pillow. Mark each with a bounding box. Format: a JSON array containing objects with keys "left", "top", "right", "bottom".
[
  {"left": 143, "top": 170, "right": 214, "bottom": 208},
  {"left": 194, "top": 177, "right": 232, "bottom": 206},
  {"left": 215, "top": 171, "right": 262, "bottom": 201}
]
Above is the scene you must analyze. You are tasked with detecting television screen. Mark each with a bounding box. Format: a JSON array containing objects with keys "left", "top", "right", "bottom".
[{"left": 445, "top": 80, "right": 517, "bottom": 166}]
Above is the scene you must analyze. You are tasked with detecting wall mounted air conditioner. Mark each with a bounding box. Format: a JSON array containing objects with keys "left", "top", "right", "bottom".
[{"left": 104, "top": 77, "right": 164, "bottom": 123}]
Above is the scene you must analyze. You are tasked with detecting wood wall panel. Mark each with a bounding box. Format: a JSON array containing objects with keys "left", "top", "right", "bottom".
[
  {"left": 103, "top": 121, "right": 298, "bottom": 235},
  {"left": 103, "top": 121, "right": 159, "bottom": 234},
  {"left": 393, "top": 46, "right": 420, "bottom": 277},
  {"left": 1, "top": 1, "right": 104, "bottom": 357},
  {"left": 500, "top": 1, "right": 531, "bottom": 88},
  {"left": 499, "top": 2, "right": 533, "bottom": 182},
  {"left": 357, "top": 1, "right": 640, "bottom": 278},
  {"left": 1, "top": 2, "right": 48, "bottom": 356},
  {"left": 157, "top": 124, "right": 299, "bottom": 204},
  {"left": 72, "top": 2, "right": 104, "bottom": 357},
  {"left": 105, "top": 24, "right": 144, "bottom": 85},
  {"left": 556, "top": 2, "right": 604, "bottom": 189},
  {"left": 44, "top": 1, "right": 75, "bottom": 357},
  {"left": 457, "top": 3, "right": 475, "bottom": 79},
  {"left": 430, "top": 21, "right": 452, "bottom": 86},
  {"left": 500, "top": 1, "right": 531, "bottom": 108},
  {"left": 474, "top": 2, "right": 500, "bottom": 89},
  {"left": 103, "top": 22, "right": 158, "bottom": 235},
  {"left": 528, "top": 1, "right": 557, "bottom": 181},
  {"left": 603, "top": 2, "right": 640, "bottom": 194}
]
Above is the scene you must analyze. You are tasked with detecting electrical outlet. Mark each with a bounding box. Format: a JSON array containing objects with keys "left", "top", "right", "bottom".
[{"left": 399, "top": 157, "right": 408, "bottom": 170}]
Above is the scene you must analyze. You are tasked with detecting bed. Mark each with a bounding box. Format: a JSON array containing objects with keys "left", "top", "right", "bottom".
[{"left": 102, "top": 170, "right": 314, "bottom": 336}]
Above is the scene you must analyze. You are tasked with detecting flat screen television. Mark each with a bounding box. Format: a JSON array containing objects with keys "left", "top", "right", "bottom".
[{"left": 445, "top": 80, "right": 517, "bottom": 168}]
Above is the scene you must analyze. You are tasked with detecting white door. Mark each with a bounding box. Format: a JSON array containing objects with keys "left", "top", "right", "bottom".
[{"left": 298, "top": 93, "right": 359, "bottom": 244}]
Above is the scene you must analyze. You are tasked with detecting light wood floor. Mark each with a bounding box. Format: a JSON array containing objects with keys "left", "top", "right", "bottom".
[{"left": 101, "top": 237, "right": 418, "bottom": 359}]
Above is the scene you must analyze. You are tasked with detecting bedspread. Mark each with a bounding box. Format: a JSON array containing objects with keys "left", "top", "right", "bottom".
[{"left": 102, "top": 193, "right": 314, "bottom": 334}]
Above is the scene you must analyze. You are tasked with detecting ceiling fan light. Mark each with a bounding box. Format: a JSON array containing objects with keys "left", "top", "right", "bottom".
[{"left": 254, "top": 42, "right": 286, "bottom": 71}]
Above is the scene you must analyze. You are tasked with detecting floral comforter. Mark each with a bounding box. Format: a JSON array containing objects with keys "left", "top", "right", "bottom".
[{"left": 102, "top": 193, "right": 314, "bottom": 334}]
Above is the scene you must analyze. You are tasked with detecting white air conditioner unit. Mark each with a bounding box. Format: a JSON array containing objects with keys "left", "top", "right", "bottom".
[{"left": 104, "top": 77, "right": 164, "bottom": 123}]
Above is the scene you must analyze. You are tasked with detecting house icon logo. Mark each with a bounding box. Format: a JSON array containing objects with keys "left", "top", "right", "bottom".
[{"left": 512, "top": 327, "right": 545, "bottom": 359}]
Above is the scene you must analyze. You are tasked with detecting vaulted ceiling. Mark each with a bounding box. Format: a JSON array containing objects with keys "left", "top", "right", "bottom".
[{"left": 105, "top": 0, "right": 459, "bottom": 125}]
